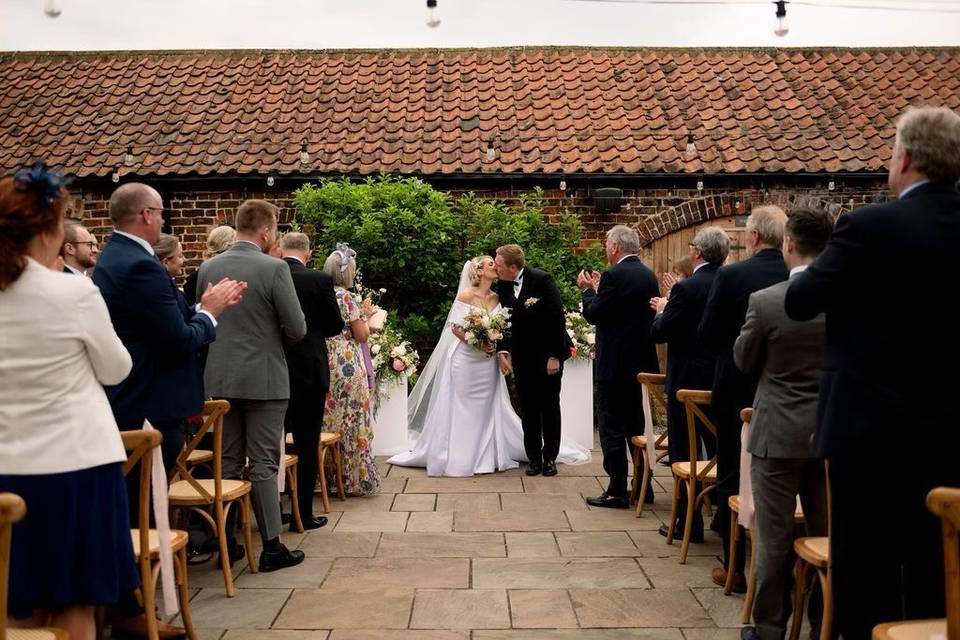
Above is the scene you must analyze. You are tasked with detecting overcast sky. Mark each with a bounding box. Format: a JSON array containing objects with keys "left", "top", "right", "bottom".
[{"left": 1, "top": 0, "right": 959, "bottom": 51}]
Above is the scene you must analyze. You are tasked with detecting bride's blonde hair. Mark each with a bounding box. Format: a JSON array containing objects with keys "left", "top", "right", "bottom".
[{"left": 468, "top": 255, "right": 488, "bottom": 286}]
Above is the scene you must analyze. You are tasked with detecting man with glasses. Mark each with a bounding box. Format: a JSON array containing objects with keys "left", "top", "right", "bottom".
[{"left": 61, "top": 218, "right": 99, "bottom": 275}]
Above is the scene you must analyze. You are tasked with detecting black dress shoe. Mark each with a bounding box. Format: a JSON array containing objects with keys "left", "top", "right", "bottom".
[
  {"left": 258, "top": 544, "right": 305, "bottom": 572},
  {"left": 657, "top": 521, "right": 704, "bottom": 543},
  {"left": 216, "top": 542, "right": 245, "bottom": 569},
  {"left": 300, "top": 516, "right": 328, "bottom": 531},
  {"left": 585, "top": 491, "right": 630, "bottom": 509},
  {"left": 740, "top": 626, "right": 761, "bottom": 640},
  {"left": 643, "top": 488, "right": 655, "bottom": 504},
  {"left": 542, "top": 460, "right": 557, "bottom": 476},
  {"left": 281, "top": 512, "right": 292, "bottom": 525},
  {"left": 525, "top": 463, "right": 542, "bottom": 476}
]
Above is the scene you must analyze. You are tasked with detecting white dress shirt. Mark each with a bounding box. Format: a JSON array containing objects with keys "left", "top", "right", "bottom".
[
  {"left": 0, "top": 258, "right": 132, "bottom": 474},
  {"left": 513, "top": 268, "right": 525, "bottom": 297}
]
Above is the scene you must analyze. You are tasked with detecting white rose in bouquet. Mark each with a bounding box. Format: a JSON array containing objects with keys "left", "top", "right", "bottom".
[
  {"left": 586, "top": 333, "right": 596, "bottom": 345},
  {"left": 395, "top": 344, "right": 406, "bottom": 356},
  {"left": 371, "top": 344, "right": 381, "bottom": 355},
  {"left": 567, "top": 328, "right": 576, "bottom": 339},
  {"left": 487, "top": 329, "right": 502, "bottom": 341},
  {"left": 464, "top": 331, "right": 477, "bottom": 345}
]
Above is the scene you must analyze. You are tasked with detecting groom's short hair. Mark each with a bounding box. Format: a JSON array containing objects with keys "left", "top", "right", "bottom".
[{"left": 496, "top": 244, "right": 525, "bottom": 269}]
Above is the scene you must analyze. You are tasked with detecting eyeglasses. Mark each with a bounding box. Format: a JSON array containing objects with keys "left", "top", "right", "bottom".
[
  {"left": 70, "top": 241, "right": 98, "bottom": 248},
  {"left": 144, "top": 206, "right": 169, "bottom": 217}
]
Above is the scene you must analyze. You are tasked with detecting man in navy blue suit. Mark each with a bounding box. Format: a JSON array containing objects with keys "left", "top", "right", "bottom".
[{"left": 93, "top": 183, "right": 245, "bottom": 471}]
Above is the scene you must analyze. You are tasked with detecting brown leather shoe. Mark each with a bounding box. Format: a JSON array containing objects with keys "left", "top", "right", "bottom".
[
  {"left": 112, "top": 613, "right": 186, "bottom": 639},
  {"left": 711, "top": 566, "right": 747, "bottom": 594}
]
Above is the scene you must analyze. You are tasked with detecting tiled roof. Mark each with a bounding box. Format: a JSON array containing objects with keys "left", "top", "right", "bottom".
[{"left": 1, "top": 48, "right": 959, "bottom": 179}]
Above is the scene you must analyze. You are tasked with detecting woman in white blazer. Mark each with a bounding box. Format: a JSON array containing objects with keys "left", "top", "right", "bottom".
[{"left": 0, "top": 163, "right": 136, "bottom": 640}]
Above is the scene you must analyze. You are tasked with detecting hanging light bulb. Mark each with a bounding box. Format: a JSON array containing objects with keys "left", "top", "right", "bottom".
[
  {"left": 111, "top": 169, "right": 120, "bottom": 184},
  {"left": 123, "top": 145, "right": 134, "bottom": 166},
  {"left": 299, "top": 142, "right": 310, "bottom": 165},
  {"left": 425, "top": 0, "right": 441, "bottom": 28},
  {"left": 696, "top": 180, "right": 704, "bottom": 192},
  {"left": 43, "top": 0, "right": 61, "bottom": 18},
  {"left": 685, "top": 134, "right": 696, "bottom": 155},
  {"left": 773, "top": 1, "right": 789, "bottom": 37},
  {"left": 559, "top": 177, "right": 567, "bottom": 192},
  {"left": 485, "top": 140, "right": 495, "bottom": 162},
  {"left": 266, "top": 175, "right": 275, "bottom": 187}
]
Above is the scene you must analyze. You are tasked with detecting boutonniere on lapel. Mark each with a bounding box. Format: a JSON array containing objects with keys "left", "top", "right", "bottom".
[{"left": 524, "top": 297, "right": 540, "bottom": 308}]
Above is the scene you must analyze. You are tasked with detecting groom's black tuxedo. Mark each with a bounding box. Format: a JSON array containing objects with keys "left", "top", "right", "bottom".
[{"left": 499, "top": 266, "right": 572, "bottom": 466}]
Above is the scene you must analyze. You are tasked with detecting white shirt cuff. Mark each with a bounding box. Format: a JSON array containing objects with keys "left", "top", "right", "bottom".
[{"left": 196, "top": 306, "right": 218, "bottom": 328}]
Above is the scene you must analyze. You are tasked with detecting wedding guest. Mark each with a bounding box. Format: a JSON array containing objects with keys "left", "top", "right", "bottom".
[
  {"left": 60, "top": 218, "right": 99, "bottom": 275},
  {"left": 699, "top": 205, "right": 788, "bottom": 591},
  {"left": 786, "top": 105, "right": 960, "bottom": 638},
  {"left": 734, "top": 208, "right": 833, "bottom": 640},
  {"left": 662, "top": 254, "right": 694, "bottom": 297},
  {"left": 0, "top": 162, "right": 136, "bottom": 640},
  {"left": 578, "top": 225, "right": 660, "bottom": 508},
  {"left": 323, "top": 243, "right": 382, "bottom": 496},
  {"left": 153, "top": 233, "right": 186, "bottom": 281},
  {"left": 281, "top": 232, "right": 344, "bottom": 528},
  {"left": 199, "top": 199, "right": 307, "bottom": 571},
  {"left": 650, "top": 226, "right": 729, "bottom": 544},
  {"left": 184, "top": 225, "right": 237, "bottom": 306}
]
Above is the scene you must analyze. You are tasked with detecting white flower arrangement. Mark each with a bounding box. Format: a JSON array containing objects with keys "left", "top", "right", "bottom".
[
  {"left": 565, "top": 310, "right": 596, "bottom": 360},
  {"left": 458, "top": 307, "right": 511, "bottom": 355}
]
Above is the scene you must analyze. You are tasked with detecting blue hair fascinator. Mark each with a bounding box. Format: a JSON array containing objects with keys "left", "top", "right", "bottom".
[
  {"left": 13, "top": 161, "right": 73, "bottom": 208},
  {"left": 335, "top": 242, "right": 357, "bottom": 273}
]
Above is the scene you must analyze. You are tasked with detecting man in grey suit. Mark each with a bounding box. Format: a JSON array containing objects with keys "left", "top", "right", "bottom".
[
  {"left": 733, "top": 208, "right": 834, "bottom": 640},
  {"left": 199, "top": 199, "right": 307, "bottom": 572}
]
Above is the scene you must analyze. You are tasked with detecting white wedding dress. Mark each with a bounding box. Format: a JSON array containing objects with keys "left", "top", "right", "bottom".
[{"left": 388, "top": 264, "right": 590, "bottom": 477}]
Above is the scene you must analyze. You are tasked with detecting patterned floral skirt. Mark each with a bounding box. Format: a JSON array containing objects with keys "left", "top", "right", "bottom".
[{"left": 324, "top": 335, "right": 381, "bottom": 496}]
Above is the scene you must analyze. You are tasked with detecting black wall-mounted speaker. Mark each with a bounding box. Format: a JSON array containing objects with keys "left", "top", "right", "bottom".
[{"left": 593, "top": 187, "right": 622, "bottom": 214}]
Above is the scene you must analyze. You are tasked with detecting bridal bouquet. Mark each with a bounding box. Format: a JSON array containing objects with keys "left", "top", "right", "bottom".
[
  {"left": 565, "top": 311, "right": 596, "bottom": 360},
  {"left": 369, "top": 324, "right": 419, "bottom": 386},
  {"left": 458, "top": 307, "right": 511, "bottom": 356}
]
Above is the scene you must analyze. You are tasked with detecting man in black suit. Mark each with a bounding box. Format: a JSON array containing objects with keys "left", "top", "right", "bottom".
[
  {"left": 61, "top": 218, "right": 99, "bottom": 275},
  {"left": 495, "top": 243, "right": 571, "bottom": 477},
  {"left": 650, "top": 225, "right": 730, "bottom": 538},
  {"left": 785, "top": 106, "right": 960, "bottom": 639},
  {"left": 280, "top": 232, "right": 344, "bottom": 531},
  {"left": 577, "top": 225, "right": 660, "bottom": 508},
  {"left": 699, "top": 205, "right": 788, "bottom": 590}
]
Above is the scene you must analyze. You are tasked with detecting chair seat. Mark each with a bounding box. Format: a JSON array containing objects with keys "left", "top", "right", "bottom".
[
  {"left": 729, "top": 495, "right": 805, "bottom": 522},
  {"left": 872, "top": 619, "right": 946, "bottom": 640},
  {"left": 672, "top": 461, "right": 717, "bottom": 481},
  {"left": 286, "top": 432, "right": 341, "bottom": 447},
  {"left": 8, "top": 629, "right": 69, "bottom": 640},
  {"left": 168, "top": 478, "right": 251, "bottom": 504},
  {"left": 131, "top": 528, "right": 190, "bottom": 558},
  {"left": 794, "top": 536, "right": 828, "bottom": 567},
  {"left": 186, "top": 449, "right": 213, "bottom": 465},
  {"left": 631, "top": 434, "right": 669, "bottom": 449},
  {"left": 284, "top": 453, "right": 298, "bottom": 466},
  {"left": 285, "top": 431, "right": 294, "bottom": 446}
]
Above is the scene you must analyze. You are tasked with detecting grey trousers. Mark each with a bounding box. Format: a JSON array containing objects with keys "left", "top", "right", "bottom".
[
  {"left": 222, "top": 398, "right": 287, "bottom": 543},
  {"left": 750, "top": 456, "right": 828, "bottom": 640}
]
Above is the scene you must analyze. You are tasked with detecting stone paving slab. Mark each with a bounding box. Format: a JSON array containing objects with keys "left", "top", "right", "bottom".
[
  {"left": 376, "top": 532, "right": 506, "bottom": 557},
  {"left": 221, "top": 632, "right": 330, "bottom": 640},
  {"left": 566, "top": 509, "right": 663, "bottom": 531},
  {"left": 188, "top": 588, "right": 291, "bottom": 630},
  {"left": 410, "top": 589, "right": 510, "bottom": 629},
  {"left": 555, "top": 531, "right": 641, "bottom": 557},
  {"left": 406, "top": 476, "right": 524, "bottom": 493},
  {"left": 522, "top": 476, "right": 604, "bottom": 495},
  {"left": 627, "top": 530, "right": 724, "bottom": 558},
  {"left": 474, "top": 630, "right": 685, "bottom": 640},
  {"left": 504, "top": 532, "right": 561, "bottom": 558},
  {"left": 234, "top": 558, "right": 332, "bottom": 589},
  {"left": 473, "top": 558, "right": 650, "bottom": 589},
  {"left": 392, "top": 493, "right": 437, "bottom": 511},
  {"left": 500, "top": 492, "right": 589, "bottom": 512},
  {"left": 379, "top": 475, "right": 408, "bottom": 493},
  {"left": 508, "top": 589, "right": 579, "bottom": 628},
  {"left": 406, "top": 511, "right": 454, "bottom": 532},
  {"left": 329, "top": 631, "right": 469, "bottom": 640},
  {"left": 680, "top": 629, "right": 741, "bottom": 640},
  {"left": 454, "top": 508, "right": 570, "bottom": 532},
  {"left": 274, "top": 587, "right": 414, "bottom": 629},
  {"left": 435, "top": 492, "right": 502, "bottom": 513},
  {"left": 295, "top": 531, "right": 381, "bottom": 557},
  {"left": 690, "top": 587, "right": 745, "bottom": 628},
  {"left": 324, "top": 557, "right": 470, "bottom": 589},
  {"left": 637, "top": 556, "right": 723, "bottom": 589},
  {"left": 333, "top": 511, "right": 409, "bottom": 532},
  {"left": 330, "top": 493, "right": 396, "bottom": 511},
  {"left": 570, "top": 588, "right": 715, "bottom": 628}
]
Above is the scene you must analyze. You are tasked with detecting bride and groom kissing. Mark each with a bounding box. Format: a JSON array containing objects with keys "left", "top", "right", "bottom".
[{"left": 388, "top": 244, "right": 589, "bottom": 476}]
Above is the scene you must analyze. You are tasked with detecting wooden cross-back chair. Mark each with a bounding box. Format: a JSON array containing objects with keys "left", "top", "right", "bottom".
[
  {"left": 284, "top": 430, "right": 346, "bottom": 514},
  {"left": 631, "top": 372, "right": 670, "bottom": 517},
  {"left": 667, "top": 388, "right": 719, "bottom": 564},
  {"left": 168, "top": 400, "right": 256, "bottom": 597},
  {"left": 120, "top": 430, "right": 197, "bottom": 640},
  {"left": 871, "top": 486, "right": 960, "bottom": 640},
  {"left": 0, "top": 493, "right": 69, "bottom": 640}
]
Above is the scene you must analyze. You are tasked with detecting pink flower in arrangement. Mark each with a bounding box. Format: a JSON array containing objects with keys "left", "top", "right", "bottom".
[{"left": 392, "top": 358, "right": 406, "bottom": 372}]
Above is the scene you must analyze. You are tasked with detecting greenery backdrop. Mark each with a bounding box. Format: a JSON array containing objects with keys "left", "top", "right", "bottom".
[{"left": 294, "top": 176, "right": 605, "bottom": 341}]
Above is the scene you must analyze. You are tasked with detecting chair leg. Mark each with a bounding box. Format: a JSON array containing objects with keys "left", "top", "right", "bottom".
[
  {"left": 667, "top": 475, "right": 680, "bottom": 544},
  {"left": 787, "top": 558, "right": 809, "bottom": 640},
  {"left": 679, "top": 478, "right": 696, "bottom": 564},
  {"left": 636, "top": 449, "right": 651, "bottom": 518},
  {"left": 318, "top": 445, "right": 331, "bottom": 514},
  {"left": 703, "top": 491, "right": 714, "bottom": 518},
  {"left": 287, "top": 464, "right": 304, "bottom": 533},
  {"left": 215, "top": 501, "right": 235, "bottom": 597},
  {"left": 742, "top": 531, "right": 758, "bottom": 624},
  {"left": 333, "top": 443, "right": 346, "bottom": 501},
  {"left": 724, "top": 514, "right": 740, "bottom": 595},
  {"left": 817, "top": 569, "right": 832, "bottom": 640},
  {"left": 240, "top": 494, "right": 257, "bottom": 574},
  {"left": 175, "top": 546, "right": 198, "bottom": 640}
]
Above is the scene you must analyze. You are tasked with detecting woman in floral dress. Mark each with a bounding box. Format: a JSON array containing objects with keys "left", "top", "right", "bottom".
[{"left": 322, "top": 244, "right": 381, "bottom": 496}]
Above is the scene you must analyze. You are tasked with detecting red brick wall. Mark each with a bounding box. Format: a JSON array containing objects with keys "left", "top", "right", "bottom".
[{"left": 69, "top": 180, "right": 889, "bottom": 274}]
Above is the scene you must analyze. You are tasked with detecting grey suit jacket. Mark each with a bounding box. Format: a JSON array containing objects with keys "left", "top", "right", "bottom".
[
  {"left": 198, "top": 241, "right": 307, "bottom": 400},
  {"left": 733, "top": 276, "right": 825, "bottom": 459}
]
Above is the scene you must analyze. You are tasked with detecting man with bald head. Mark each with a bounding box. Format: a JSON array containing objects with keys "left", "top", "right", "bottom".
[{"left": 61, "top": 219, "right": 99, "bottom": 275}]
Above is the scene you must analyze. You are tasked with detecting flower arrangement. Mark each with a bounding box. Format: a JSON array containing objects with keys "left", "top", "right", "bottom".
[
  {"left": 457, "top": 307, "right": 511, "bottom": 356},
  {"left": 369, "top": 324, "right": 419, "bottom": 386},
  {"left": 565, "top": 311, "right": 596, "bottom": 360}
]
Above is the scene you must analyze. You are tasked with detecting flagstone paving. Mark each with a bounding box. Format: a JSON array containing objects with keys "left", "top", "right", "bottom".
[{"left": 170, "top": 439, "right": 768, "bottom": 639}]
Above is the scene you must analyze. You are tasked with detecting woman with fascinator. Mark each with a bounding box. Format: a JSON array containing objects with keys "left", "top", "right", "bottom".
[
  {"left": 321, "top": 243, "right": 381, "bottom": 496},
  {"left": 388, "top": 256, "right": 589, "bottom": 476}
]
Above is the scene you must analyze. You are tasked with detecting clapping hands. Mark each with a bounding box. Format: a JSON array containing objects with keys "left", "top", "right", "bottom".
[
  {"left": 649, "top": 296, "right": 668, "bottom": 315},
  {"left": 577, "top": 269, "right": 601, "bottom": 292},
  {"left": 200, "top": 277, "right": 247, "bottom": 317}
]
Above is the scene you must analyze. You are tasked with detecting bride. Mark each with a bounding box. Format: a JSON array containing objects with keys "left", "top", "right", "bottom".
[{"left": 388, "top": 256, "right": 590, "bottom": 476}]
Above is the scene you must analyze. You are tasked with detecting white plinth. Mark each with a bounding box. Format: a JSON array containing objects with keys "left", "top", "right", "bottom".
[
  {"left": 372, "top": 375, "right": 409, "bottom": 456},
  {"left": 561, "top": 358, "right": 595, "bottom": 451}
]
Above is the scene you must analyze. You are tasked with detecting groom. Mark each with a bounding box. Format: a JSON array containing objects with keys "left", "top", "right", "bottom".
[{"left": 495, "top": 244, "right": 572, "bottom": 477}]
